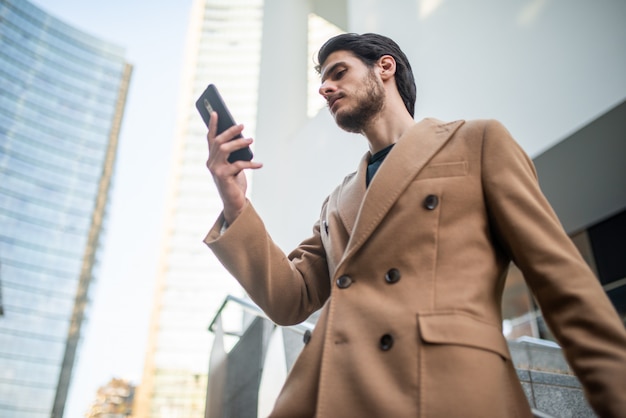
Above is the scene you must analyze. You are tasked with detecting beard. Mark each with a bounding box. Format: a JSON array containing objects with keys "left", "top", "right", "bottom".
[{"left": 334, "top": 70, "right": 385, "bottom": 133}]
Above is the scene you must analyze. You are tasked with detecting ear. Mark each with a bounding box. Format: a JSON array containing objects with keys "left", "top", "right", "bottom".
[{"left": 378, "top": 55, "right": 396, "bottom": 81}]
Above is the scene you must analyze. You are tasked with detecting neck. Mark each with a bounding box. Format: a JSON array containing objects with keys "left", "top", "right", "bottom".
[{"left": 362, "top": 103, "right": 415, "bottom": 154}]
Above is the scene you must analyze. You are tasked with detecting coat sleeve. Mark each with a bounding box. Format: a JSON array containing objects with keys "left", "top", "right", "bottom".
[
  {"left": 204, "top": 199, "right": 331, "bottom": 326},
  {"left": 481, "top": 119, "right": 626, "bottom": 417}
]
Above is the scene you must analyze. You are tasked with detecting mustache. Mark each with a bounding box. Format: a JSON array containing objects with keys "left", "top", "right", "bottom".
[{"left": 326, "top": 93, "right": 345, "bottom": 108}]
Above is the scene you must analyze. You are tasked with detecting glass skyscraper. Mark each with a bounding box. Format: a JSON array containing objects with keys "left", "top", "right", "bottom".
[
  {"left": 0, "top": 1, "right": 131, "bottom": 417},
  {"left": 133, "top": 0, "right": 264, "bottom": 416}
]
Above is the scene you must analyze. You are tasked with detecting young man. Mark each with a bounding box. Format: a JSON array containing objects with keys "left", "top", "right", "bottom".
[{"left": 204, "top": 33, "right": 626, "bottom": 417}]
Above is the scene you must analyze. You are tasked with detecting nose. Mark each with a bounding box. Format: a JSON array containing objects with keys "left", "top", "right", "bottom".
[{"left": 318, "top": 80, "right": 335, "bottom": 98}]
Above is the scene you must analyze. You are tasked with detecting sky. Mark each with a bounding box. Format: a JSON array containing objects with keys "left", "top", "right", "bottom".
[{"left": 29, "top": 1, "right": 194, "bottom": 416}]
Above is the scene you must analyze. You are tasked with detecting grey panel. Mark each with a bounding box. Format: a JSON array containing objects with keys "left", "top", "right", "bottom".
[{"left": 533, "top": 100, "right": 626, "bottom": 234}]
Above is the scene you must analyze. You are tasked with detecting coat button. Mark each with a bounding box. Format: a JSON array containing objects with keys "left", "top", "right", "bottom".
[
  {"left": 379, "top": 334, "right": 394, "bottom": 351},
  {"left": 303, "top": 330, "right": 312, "bottom": 344},
  {"left": 423, "top": 194, "right": 439, "bottom": 210},
  {"left": 384, "top": 268, "right": 401, "bottom": 284},
  {"left": 336, "top": 275, "right": 353, "bottom": 289}
]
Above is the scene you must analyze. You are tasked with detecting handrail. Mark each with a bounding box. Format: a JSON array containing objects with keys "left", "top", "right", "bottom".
[
  {"left": 531, "top": 408, "right": 555, "bottom": 418},
  {"left": 514, "top": 336, "right": 560, "bottom": 348},
  {"left": 208, "top": 294, "right": 315, "bottom": 337}
]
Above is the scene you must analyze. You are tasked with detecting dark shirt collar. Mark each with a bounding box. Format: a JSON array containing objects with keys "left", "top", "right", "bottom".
[{"left": 366, "top": 143, "right": 395, "bottom": 187}]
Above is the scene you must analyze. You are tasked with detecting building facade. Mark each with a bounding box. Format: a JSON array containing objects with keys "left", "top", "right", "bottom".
[
  {"left": 133, "top": 0, "right": 264, "bottom": 416},
  {"left": 85, "top": 378, "right": 135, "bottom": 418},
  {"left": 0, "top": 1, "right": 131, "bottom": 417}
]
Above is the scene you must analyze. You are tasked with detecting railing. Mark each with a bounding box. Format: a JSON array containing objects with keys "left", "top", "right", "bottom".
[
  {"left": 533, "top": 409, "right": 556, "bottom": 418},
  {"left": 208, "top": 294, "right": 314, "bottom": 338},
  {"left": 206, "top": 295, "right": 315, "bottom": 418}
]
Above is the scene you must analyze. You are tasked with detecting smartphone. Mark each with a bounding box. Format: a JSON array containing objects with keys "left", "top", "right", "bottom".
[{"left": 196, "top": 84, "right": 253, "bottom": 163}]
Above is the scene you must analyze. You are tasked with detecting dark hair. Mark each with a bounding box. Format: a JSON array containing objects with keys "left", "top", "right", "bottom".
[{"left": 316, "top": 33, "right": 416, "bottom": 117}]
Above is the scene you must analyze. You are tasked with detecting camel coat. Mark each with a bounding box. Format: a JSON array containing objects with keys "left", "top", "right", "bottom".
[{"left": 205, "top": 118, "right": 626, "bottom": 417}]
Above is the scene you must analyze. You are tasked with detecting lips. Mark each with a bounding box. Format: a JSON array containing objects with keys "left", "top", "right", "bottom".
[{"left": 328, "top": 94, "right": 344, "bottom": 112}]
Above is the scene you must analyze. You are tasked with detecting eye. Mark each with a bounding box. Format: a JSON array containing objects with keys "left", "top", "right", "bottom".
[{"left": 334, "top": 69, "right": 346, "bottom": 80}]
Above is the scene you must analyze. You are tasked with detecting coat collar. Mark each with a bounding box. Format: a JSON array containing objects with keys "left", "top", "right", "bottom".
[{"left": 336, "top": 118, "right": 465, "bottom": 266}]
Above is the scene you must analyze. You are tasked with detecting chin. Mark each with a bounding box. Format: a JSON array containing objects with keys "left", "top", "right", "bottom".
[{"left": 332, "top": 106, "right": 350, "bottom": 121}]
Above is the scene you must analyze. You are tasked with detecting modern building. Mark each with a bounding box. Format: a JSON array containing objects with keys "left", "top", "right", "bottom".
[
  {"left": 132, "top": 0, "right": 265, "bottom": 416},
  {"left": 85, "top": 378, "right": 135, "bottom": 418},
  {"left": 0, "top": 1, "right": 132, "bottom": 417}
]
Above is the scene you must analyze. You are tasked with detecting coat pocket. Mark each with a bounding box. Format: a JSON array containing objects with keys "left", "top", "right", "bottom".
[
  {"left": 416, "top": 313, "right": 526, "bottom": 417},
  {"left": 417, "top": 161, "right": 468, "bottom": 180},
  {"left": 418, "top": 311, "right": 510, "bottom": 360}
]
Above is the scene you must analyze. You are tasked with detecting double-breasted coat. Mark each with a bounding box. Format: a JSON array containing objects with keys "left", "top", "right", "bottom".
[{"left": 205, "top": 118, "right": 626, "bottom": 417}]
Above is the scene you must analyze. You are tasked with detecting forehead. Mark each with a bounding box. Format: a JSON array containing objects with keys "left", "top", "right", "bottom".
[{"left": 319, "top": 50, "right": 364, "bottom": 80}]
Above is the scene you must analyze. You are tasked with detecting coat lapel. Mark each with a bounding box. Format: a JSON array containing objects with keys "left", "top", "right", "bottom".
[
  {"left": 335, "top": 154, "right": 368, "bottom": 236},
  {"left": 336, "top": 118, "right": 465, "bottom": 268}
]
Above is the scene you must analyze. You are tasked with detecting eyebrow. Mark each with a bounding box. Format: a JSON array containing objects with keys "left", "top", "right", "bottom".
[{"left": 321, "top": 61, "right": 347, "bottom": 82}]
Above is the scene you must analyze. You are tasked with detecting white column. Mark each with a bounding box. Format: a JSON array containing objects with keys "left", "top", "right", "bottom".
[{"left": 253, "top": 0, "right": 312, "bottom": 244}]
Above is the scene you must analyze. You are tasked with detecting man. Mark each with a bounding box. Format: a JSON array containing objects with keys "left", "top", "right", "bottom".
[{"left": 204, "top": 33, "right": 626, "bottom": 417}]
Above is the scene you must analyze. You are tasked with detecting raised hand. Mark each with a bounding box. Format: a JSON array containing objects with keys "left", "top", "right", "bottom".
[{"left": 205, "top": 111, "right": 263, "bottom": 224}]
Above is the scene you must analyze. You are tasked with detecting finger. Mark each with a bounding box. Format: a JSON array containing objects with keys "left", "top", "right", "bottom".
[
  {"left": 209, "top": 159, "right": 262, "bottom": 181},
  {"left": 207, "top": 111, "right": 218, "bottom": 143},
  {"left": 228, "top": 160, "right": 263, "bottom": 171},
  {"left": 217, "top": 136, "right": 253, "bottom": 156},
  {"left": 211, "top": 150, "right": 262, "bottom": 172},
  {"left": 207, "top": 138, "right": 260, "bottom": 171},
  {"left": 206, "top": 112, "right": 219, "bottom": 157},
  {"left": 214, "top": 123, "right": 245, "bottom": 146}
]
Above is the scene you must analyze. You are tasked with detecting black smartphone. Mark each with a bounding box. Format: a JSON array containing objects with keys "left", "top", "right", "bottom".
[{"left": 196, "top": 84, "right": 253, "bottom": 163}]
